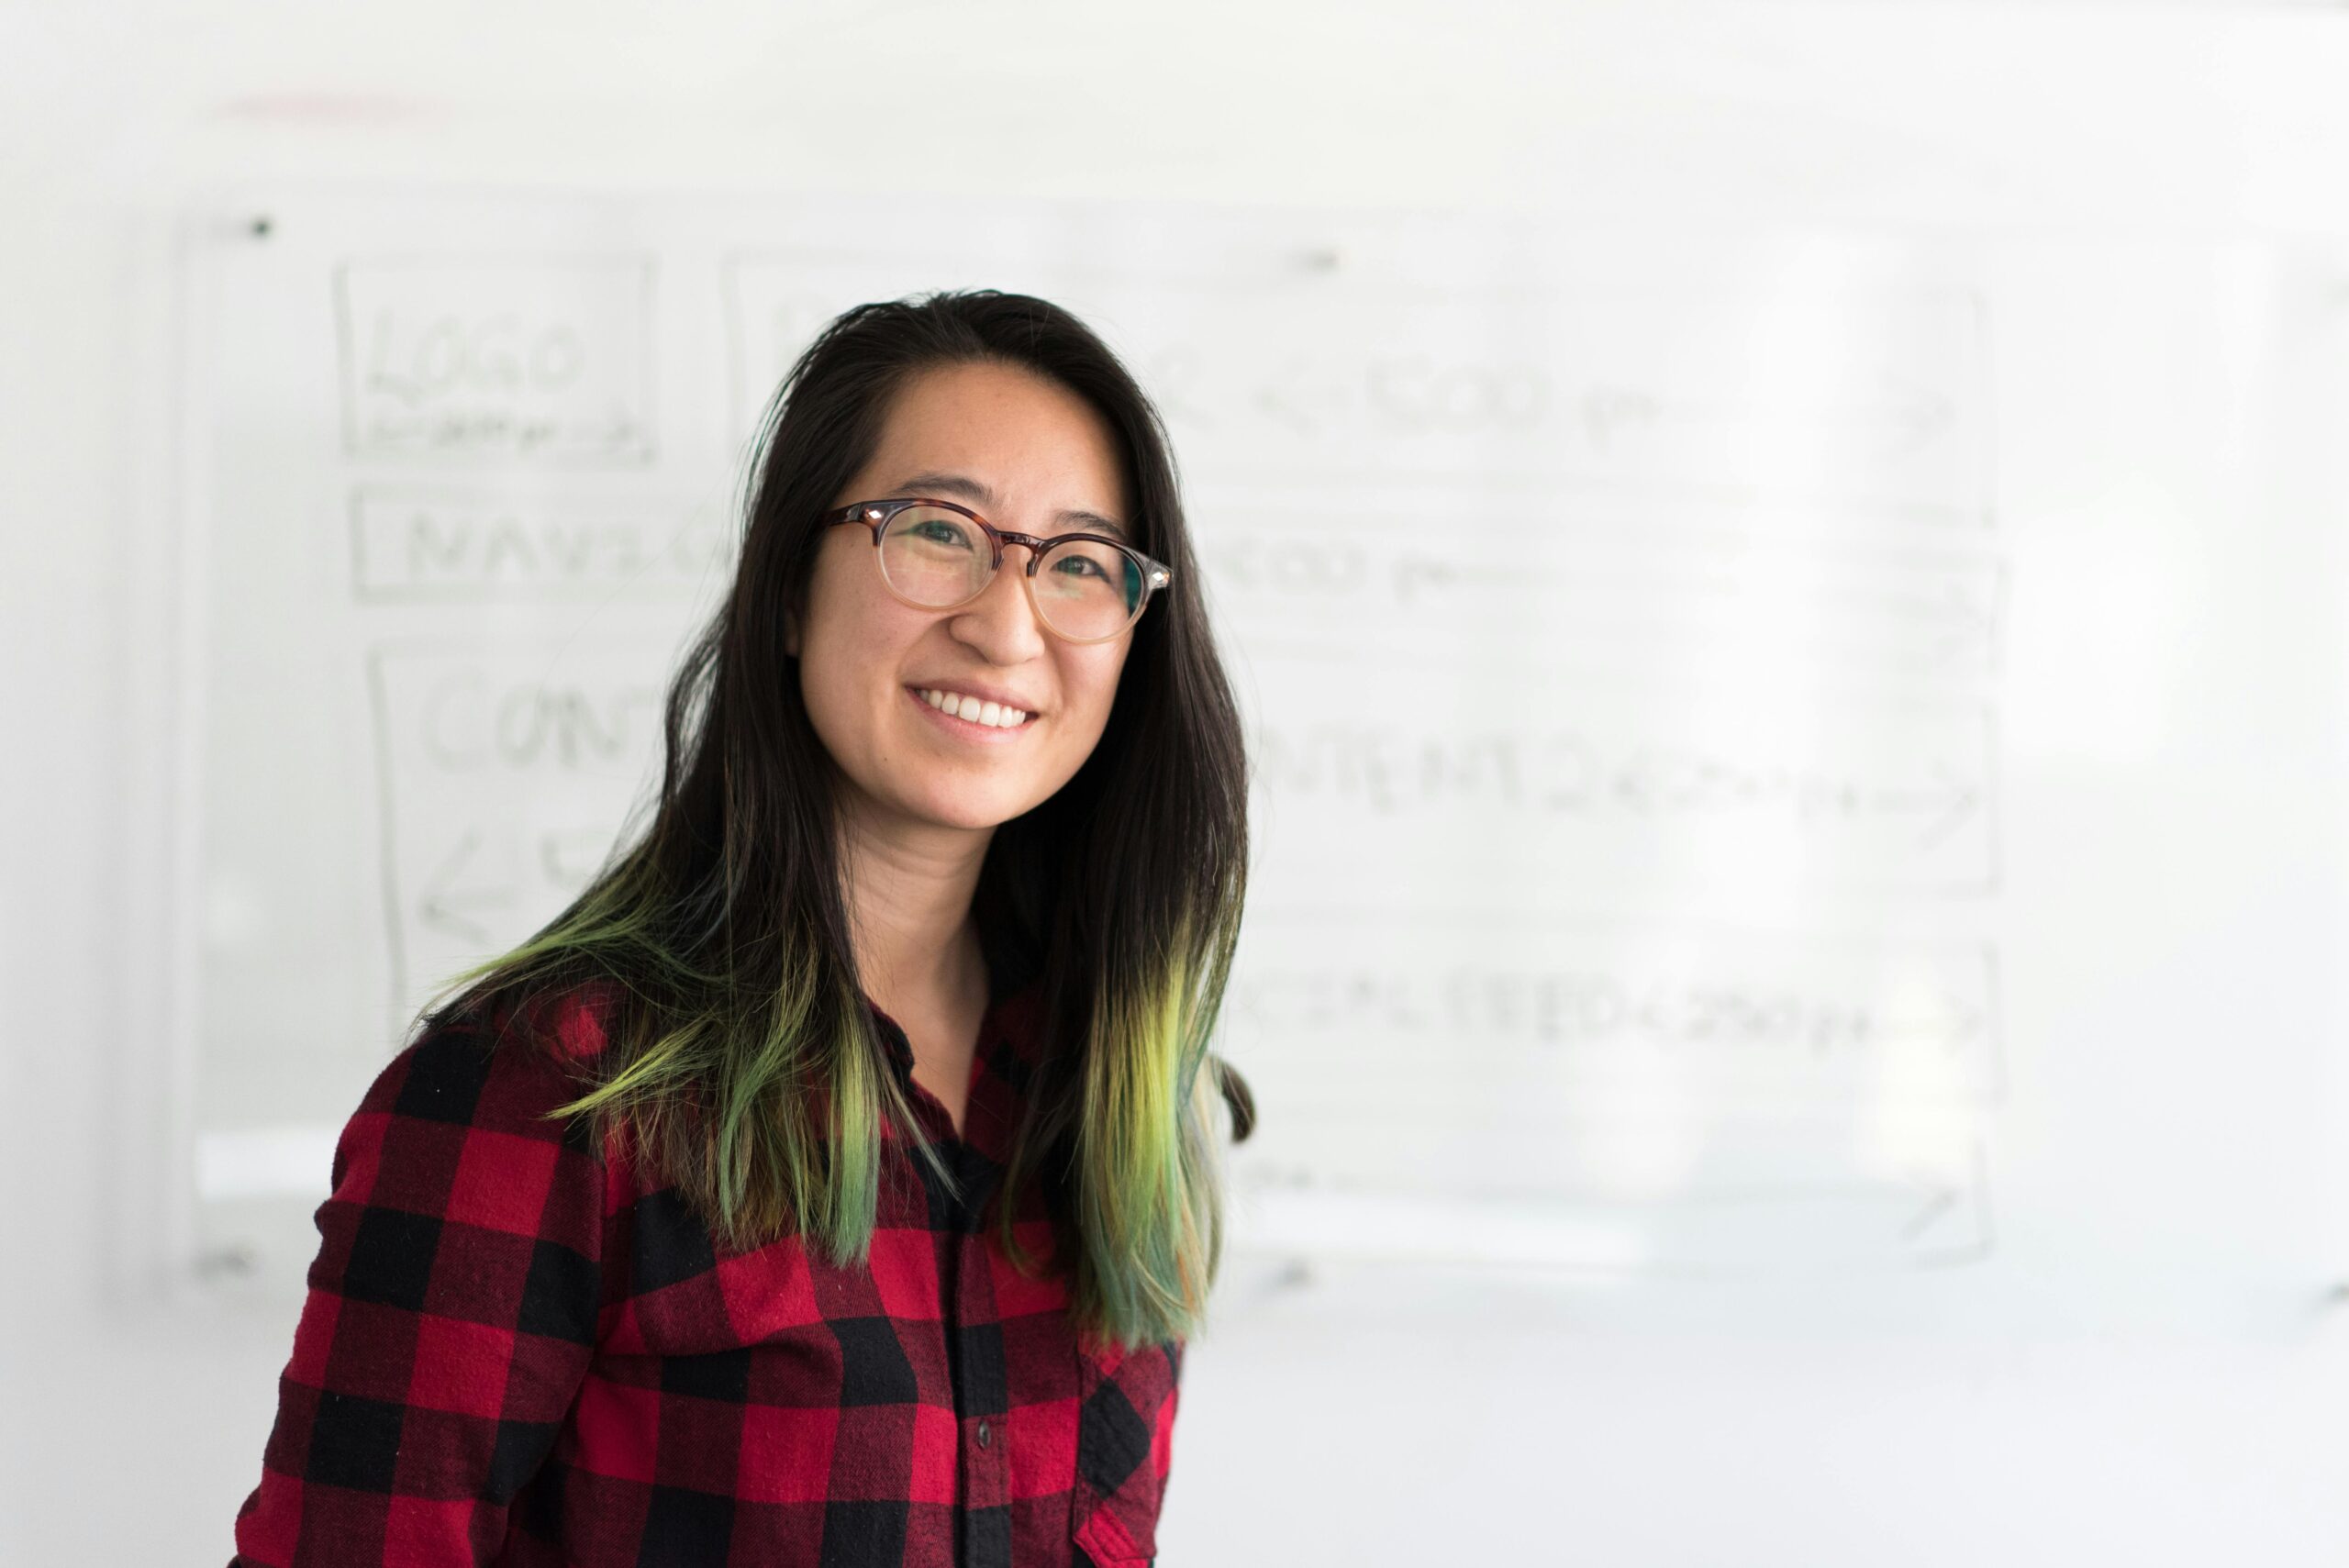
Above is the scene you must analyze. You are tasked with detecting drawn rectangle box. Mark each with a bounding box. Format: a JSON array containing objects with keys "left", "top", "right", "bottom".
[
  {"left": 364, "top": 640, "right": 667, "bottom": 1009},
  {"left": 349, "top": 484, "right": 731, "bottom": 602},
  {"left": 334, "top": 256, "right": 657, "bottom": 464}
]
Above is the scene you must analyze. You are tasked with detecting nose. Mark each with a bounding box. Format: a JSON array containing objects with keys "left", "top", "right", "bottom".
[{"left": 948, "top": 540, "right": 1051, "bottom": 661}]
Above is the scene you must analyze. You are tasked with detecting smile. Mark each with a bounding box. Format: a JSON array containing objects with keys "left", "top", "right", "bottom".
[{"left": 906, "top": 685, "right": 1038, "bottom": 741}]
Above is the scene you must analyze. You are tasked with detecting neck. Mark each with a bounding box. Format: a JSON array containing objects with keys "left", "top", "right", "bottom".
[{"left": 835, "top": 796, "right": 994, "bottom": 1011}]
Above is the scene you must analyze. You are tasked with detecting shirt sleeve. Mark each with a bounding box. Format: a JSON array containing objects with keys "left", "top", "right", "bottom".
[
  {"left": 228, "top": 1018, "right": 608, "bottom": 1567},
  {"left": 1073, "top": 1336, "right": 1185, "bottom": 1565}
]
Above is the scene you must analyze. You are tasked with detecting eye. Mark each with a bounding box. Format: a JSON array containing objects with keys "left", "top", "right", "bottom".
[{"left": 909, "top": 520, "right": 974, "bottom": 549}]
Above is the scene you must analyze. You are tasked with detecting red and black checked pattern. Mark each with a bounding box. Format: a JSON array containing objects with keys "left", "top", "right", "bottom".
[{"left": 229, "top": 974, "right": 1182, "bottom": 1567}]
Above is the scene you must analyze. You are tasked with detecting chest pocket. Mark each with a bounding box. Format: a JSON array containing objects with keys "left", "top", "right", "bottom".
[{"left": 1071, "top": 1338, "right": 1180, "bottom": 1566}]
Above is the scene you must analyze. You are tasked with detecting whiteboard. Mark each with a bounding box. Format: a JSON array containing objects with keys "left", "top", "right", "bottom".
[{"left": 168, "top": 185, "right": 2349, "bottom": 1343}]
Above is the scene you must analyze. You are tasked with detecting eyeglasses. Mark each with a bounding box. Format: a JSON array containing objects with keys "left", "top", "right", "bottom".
[{"left": 821, "top": 496, "right": 1173, "bottom": 645}]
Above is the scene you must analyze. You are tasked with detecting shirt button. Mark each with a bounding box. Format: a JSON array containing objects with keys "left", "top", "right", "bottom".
[{"left": 976, "top": 1419, "right": 992, "bottom": 1449}]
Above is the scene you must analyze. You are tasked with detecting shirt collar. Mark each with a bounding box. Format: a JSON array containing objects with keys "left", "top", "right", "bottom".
[{"left": 863, "top": 973, "right": 1047, "bottom": 1079}]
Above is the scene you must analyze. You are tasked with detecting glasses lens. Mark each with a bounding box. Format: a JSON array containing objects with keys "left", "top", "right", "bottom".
[
  {"left": 874, "top": 505, "right": 1152, "bottom": 639},
  {"left": 1033, "top": 537, "right": 1147, "bottom": 640},
  {"left": 877, "top": 505, "right": 989, "bottom": 607}
]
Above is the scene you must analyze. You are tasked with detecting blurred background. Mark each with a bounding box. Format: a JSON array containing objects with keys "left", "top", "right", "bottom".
[{"left": 8, "top": 1, "right": 2349, "bottom": 1562}]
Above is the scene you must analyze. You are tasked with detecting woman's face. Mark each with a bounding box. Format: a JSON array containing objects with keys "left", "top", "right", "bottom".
[{"left": 787, "top": 359, "right": 1137, "bottom": 840}]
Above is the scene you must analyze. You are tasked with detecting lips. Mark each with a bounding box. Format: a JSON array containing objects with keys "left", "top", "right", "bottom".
[{"left": 905, "top": 684, "right": 1037, "bottom": 741}]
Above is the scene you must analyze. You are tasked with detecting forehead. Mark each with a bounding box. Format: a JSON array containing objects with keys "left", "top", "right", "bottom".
[{"left": 863, "top": 361, "right": 1130, "bottom": 526}]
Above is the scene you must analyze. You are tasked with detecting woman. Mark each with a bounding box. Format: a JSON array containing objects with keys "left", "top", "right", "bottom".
[{"left": 229, "top": 289, "right": 1256, "bottom": 1568}]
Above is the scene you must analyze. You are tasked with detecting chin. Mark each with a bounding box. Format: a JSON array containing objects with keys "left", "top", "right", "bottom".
[{"left": 910, "top": 790, "right": 1034, "bottom": 833}]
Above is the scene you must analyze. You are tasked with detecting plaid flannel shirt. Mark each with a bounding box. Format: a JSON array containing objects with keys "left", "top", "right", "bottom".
[{"left": 229, "top": 972, "right": 1182, "bottom": 1567}]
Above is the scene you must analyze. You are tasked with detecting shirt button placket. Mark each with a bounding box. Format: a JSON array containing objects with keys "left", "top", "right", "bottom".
[{"left": 956, "top": 1222, "right": 1010, "bottom": 1531}]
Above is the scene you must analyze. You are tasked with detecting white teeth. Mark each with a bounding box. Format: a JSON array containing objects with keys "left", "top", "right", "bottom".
[{"left": 918, "top": 688, "right": 1029, "bottom": 728}]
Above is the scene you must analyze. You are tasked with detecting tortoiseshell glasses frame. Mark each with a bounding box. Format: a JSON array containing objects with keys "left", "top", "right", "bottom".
[{"left": 819, "top": 496, "right": 1174, "bottom": 646}]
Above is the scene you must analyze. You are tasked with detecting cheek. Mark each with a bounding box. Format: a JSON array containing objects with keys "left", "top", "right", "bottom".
[
  {"left": 795, "top": 610, "right": 881, "bottom": 751},
  {"left": 1061, "top": 655, "right": 1129, "bottom": 740},
  {"left": 797, "top": 561, "right": 902, "bottom": 698}
]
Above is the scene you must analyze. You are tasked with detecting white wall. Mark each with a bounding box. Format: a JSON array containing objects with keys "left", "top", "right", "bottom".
[{"left": 11, "top": 4, "right": 2349, "bottom": 1563}]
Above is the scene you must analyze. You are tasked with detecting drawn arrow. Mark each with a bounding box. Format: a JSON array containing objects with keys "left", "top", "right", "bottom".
[
  {"left": 417, "top": 826, "right": 518, "bottom": 946},
  {"left": 1869, "top": 756, "right": 1982, "bottom": 850}
]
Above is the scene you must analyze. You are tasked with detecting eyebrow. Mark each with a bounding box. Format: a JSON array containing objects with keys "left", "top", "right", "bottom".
[{"left": 887, "top": 471, "right": 1130, "bottom": 541}]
